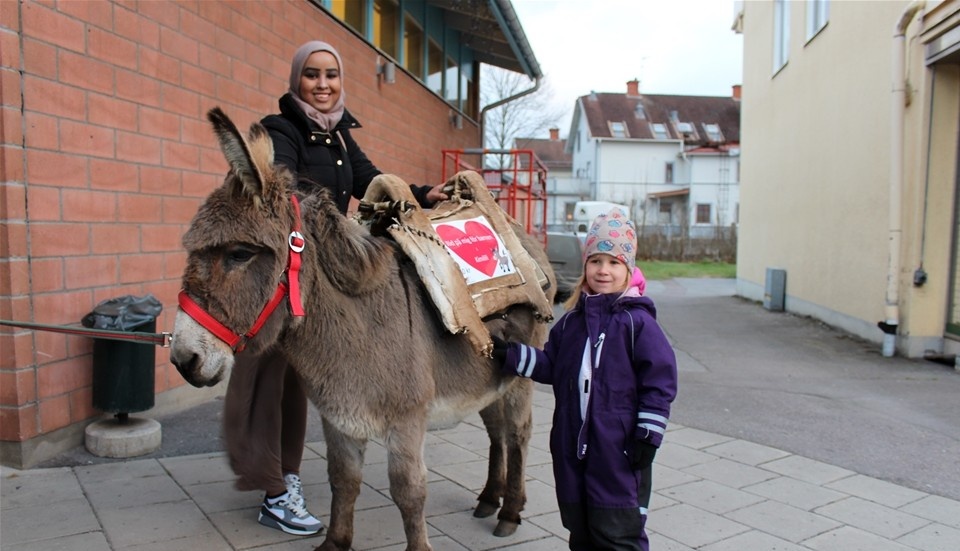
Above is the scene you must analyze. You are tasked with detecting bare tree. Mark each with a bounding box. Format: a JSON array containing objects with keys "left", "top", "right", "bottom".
[{"left": 481, "top": 65, "right": 567, "bottom": 169}]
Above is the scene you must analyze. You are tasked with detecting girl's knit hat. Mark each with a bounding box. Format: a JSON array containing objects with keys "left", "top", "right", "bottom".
[{"left": 582, "top": 208, "right": 637, "bottom": 268}]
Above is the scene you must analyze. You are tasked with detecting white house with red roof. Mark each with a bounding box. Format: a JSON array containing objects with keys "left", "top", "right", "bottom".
[{"left": 566, "top": 80, "right": 741, "bottom": 240}]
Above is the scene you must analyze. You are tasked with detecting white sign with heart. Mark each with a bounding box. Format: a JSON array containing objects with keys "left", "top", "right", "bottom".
[{"left": 433, "top": 216, "right": 516, "bottom": 284}]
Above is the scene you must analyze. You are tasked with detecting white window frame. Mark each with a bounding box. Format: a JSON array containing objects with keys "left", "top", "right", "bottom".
[
  {"left": 650, "top": 122, "right": 669, "bottom": 140},
  {"left": 773, "top": 0, "right": 790, "bottom": 74},
  {"left": 806, "top": 0, "right": 829, "bottom": 42},
  {"left": 703, "top": 123, "right": 723, "bottom": 142}
]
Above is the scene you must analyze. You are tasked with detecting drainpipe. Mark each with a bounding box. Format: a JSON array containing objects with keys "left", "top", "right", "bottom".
[
  {"left": 479, "top": 75, "right": 542, "bottom": 150},
  {"left": 881, "top": 0, "right": 925, "bottom": 357}
]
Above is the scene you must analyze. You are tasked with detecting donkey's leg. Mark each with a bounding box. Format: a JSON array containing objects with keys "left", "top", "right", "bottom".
[
  {"left": 475, "top": 400, "right": 507, "bottom": 519},
  {"left": 494, "top": 378, "right": 533, "bottom": 537},
  {"left": 315, "top": 418, "right": 366, "bottom": 551},
  {"left": 385, "top": 416, "right": 432, "bottom": 551}
]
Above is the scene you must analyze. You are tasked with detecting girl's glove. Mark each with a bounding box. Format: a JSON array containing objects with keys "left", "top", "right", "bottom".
[
  {"left": 627, "top": 440, "right": 657, "bottom": 470},
  {"left": 490, "top": 334, "right": 509, "bottom": 366}
]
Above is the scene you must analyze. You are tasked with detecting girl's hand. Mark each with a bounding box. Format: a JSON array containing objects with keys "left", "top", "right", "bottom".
[
  {"left": 490, "top": 334, "right": 509, "bottom": 366},
  {"left": 627, "top": 440, "right": 657, "bottom": 470}
]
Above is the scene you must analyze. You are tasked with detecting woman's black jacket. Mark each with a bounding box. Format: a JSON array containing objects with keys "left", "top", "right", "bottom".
[{"left": 261, "top": 93, "right": 432, "bottom": 214}]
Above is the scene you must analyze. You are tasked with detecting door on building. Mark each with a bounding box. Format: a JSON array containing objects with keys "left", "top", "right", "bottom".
[{"left": 948, "top": 92, "right": 960, "bottom": 338}]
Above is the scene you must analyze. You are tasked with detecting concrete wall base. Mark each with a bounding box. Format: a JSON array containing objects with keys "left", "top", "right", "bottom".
[{"left": 736, "top": 278, "right": 945, "bottom": 360}]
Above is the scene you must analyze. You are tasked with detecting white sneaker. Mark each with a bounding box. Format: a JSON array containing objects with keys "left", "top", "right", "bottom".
[{"left": 258, "top": 491, "right": 323, "bottom": 536}]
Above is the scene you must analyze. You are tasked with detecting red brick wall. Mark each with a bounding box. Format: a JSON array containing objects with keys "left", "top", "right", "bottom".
[{"left": 0, "top": 0, "right": 478, "bottom": 458}]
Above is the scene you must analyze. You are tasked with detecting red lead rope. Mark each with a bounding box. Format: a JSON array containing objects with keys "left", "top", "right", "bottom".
[{"left": 178, "top": 195, "right": 306, "bottom": 352}]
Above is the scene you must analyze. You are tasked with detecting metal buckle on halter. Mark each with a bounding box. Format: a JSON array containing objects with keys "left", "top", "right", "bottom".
[{"left": 288, "top": 231, "right": 305, "bottom": 253}]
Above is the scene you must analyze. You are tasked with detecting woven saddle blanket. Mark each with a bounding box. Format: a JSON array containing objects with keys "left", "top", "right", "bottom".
[{"left": 355, "top": 170, "right": 554, "bottom": 355}]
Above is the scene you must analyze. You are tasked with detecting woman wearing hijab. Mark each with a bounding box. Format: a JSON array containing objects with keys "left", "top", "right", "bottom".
[
  {"left": 263, "top": 41, "right": 447, "bottom": 210},
  {"left": 223, "top": 41, "right": 447, "bottom": 537}
]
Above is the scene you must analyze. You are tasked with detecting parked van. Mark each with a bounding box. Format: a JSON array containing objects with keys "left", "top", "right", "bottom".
[
  {"left": 573, "top": 201, "right": 631, "bottom": 233},
  {"left": 546, "top": 232, "right": 584, "bottom": 302}
]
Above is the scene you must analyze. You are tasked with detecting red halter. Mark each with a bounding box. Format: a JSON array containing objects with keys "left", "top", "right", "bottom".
[{"left": 178, "top": 195, "right": 306, "bottom": 353}]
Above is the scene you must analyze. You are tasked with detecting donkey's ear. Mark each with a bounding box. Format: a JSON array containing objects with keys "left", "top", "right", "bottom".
[
  {"left": 246, "top": 122, "right": 276, "bottom": 184},
  {"left": 207, "top": 107, "right": 265, "bottom": 198}
]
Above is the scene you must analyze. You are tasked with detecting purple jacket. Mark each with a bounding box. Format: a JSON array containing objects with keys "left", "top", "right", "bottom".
[{"left": 502, "top": 291, "right": 677, "bottom": 508}]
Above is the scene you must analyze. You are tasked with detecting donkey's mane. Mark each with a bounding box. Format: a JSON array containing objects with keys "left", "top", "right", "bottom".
[{"left": 301, "top": 188, "right": 394, "bottom": 296}]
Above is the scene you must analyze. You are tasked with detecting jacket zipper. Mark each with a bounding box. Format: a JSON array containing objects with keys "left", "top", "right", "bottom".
[{"left": 577, "top": 331, "right": 606, "bottom": 459}]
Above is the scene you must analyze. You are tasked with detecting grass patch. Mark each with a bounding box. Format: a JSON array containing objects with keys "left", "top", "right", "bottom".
[{"left": 636, "top": 260, "right": 736, "bottom": 280}]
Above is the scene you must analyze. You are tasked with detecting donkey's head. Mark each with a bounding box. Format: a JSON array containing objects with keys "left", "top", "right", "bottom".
[{"left": 170, "top": 107, "right": 300, "bottom": 387}]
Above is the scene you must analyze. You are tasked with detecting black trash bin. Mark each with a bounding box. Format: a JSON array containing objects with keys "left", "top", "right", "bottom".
[{"left": 82, "top": 295, "right": 163, "bottom": 418}]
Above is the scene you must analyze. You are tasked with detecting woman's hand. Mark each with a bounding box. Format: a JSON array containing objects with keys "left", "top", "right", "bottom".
[{"left": 425, "top": 182, "right": 449, "bottom": 204}]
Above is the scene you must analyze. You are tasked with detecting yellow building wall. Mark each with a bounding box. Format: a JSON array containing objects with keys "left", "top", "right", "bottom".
[{"left": 738, "top": 0, "right": 958, "bottom": 356}]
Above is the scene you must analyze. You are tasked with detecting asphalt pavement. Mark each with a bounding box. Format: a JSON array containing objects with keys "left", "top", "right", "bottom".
[{"left": 652, "top": 278, "right": 960, "bottom": 502}]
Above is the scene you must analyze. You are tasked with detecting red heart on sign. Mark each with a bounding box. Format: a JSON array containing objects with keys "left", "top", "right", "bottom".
[{"left": 435, "top": 220, "right": 500, "bottom": 277}]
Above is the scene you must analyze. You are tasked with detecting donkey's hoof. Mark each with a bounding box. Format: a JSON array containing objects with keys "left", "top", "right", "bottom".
[
  {"left": 314, "top": 538, "right": 349, "bottom": 551},
  {"left": 493, "top": 519, "right": 520, "bottom": 537},
  {"left": 473, "top": 501, "right": 499, "bottom": 518}
]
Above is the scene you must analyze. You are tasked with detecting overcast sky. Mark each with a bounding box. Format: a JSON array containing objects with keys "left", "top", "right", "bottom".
[{"left": 510, "top": 0, "right": 744, "bottom": 135}]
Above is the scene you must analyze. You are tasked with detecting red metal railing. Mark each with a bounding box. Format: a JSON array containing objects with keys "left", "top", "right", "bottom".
[{"left": 441, "top": 148, "right": 548, "bottom": 245}]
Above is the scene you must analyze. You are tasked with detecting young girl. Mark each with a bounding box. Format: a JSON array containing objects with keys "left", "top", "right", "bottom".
[{"left": 493, "top": 208, "right": 677, "bottom": 551}]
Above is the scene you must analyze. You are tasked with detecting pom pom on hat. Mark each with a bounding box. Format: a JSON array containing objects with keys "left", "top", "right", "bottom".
[{"left": 582, "top": 208, "right": 637, "bottom": 268}]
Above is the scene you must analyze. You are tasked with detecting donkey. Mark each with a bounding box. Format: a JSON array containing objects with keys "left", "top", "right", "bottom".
[{"left": 169, "top": 108, "right": 555, "bottom": 551}]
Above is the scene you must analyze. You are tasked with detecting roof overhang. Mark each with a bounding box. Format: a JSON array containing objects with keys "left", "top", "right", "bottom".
[
  {"left": 428, "top": 0, "right": 542, "bottom": 79},
  {"left": 648, "top": 188, "right": 690, "bottom": 199}
]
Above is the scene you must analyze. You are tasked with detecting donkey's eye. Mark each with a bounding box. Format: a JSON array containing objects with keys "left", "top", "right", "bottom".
[{"left": 226, "top": 246, "right": 256, "bottom": 264}]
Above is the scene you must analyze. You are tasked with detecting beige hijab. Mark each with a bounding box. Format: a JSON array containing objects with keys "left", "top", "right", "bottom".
[{"left": 288, "top": 40, "right": 345, "bottom": 132}]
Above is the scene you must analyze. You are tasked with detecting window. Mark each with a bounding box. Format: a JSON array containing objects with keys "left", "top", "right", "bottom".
[
  {"left": 373, "top": 0, "right": 399, "bottom": 59},
  {"left": 427, "top": 39, "right": 443, "bottom": 96},
  {"left": 696, "top": 204, "right": 711, "bottom": 224},
  {"left": 703, "top": 123, "right": 723, "bottom": 142},
  {"left": 773, "top": 0, "right": 790, "bottom": 73},
  {"left": 403, "top": 14, "right": 423, "bottom": 77},
  {"left": 462, "top": 70, "right": 476, "bottom": 117},
  {"left": 634, "top": 103, "right": 646, "bottom": 119},
  {"left": 444, "top": 56, "right": 458, "bottom": 103},
  {"left": 665, "top": 162, "right": 674, "bottom": 184},
  {"left": 675, "top": 121, "right": 697, "bottom": 140},
  {"left": 806, "top": 0, "right": 829, "bottom": 41},
  {"left": 331, "top": 0, "right": 366, "bottom": 34},
  {"left": 609, "top": 121, "right": 628, "bottom": 138},
  {"left": 658, "top": 201, "right": 672, "bottom": 224},
  {"left": 650, "top": 123, "right": 669, "bottom": 140}
]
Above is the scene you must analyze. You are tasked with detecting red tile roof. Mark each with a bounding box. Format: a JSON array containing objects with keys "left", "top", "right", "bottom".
[
  {"left": 579, "top": 91, "right": 740, "bottom": 145},
  {"left": 513, "top": 137, "right": 572, "bottom": 169}
]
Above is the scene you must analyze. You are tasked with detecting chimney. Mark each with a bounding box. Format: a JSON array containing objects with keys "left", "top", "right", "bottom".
[
  {"left": 626, "top": 79, "right": 640, "bottom": 97},
  {"left": 549, "top": 128, "right": 560, "bottom": 141},
  {"left": 732, "top": 84, "right": 742, "bottom": 100}
]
